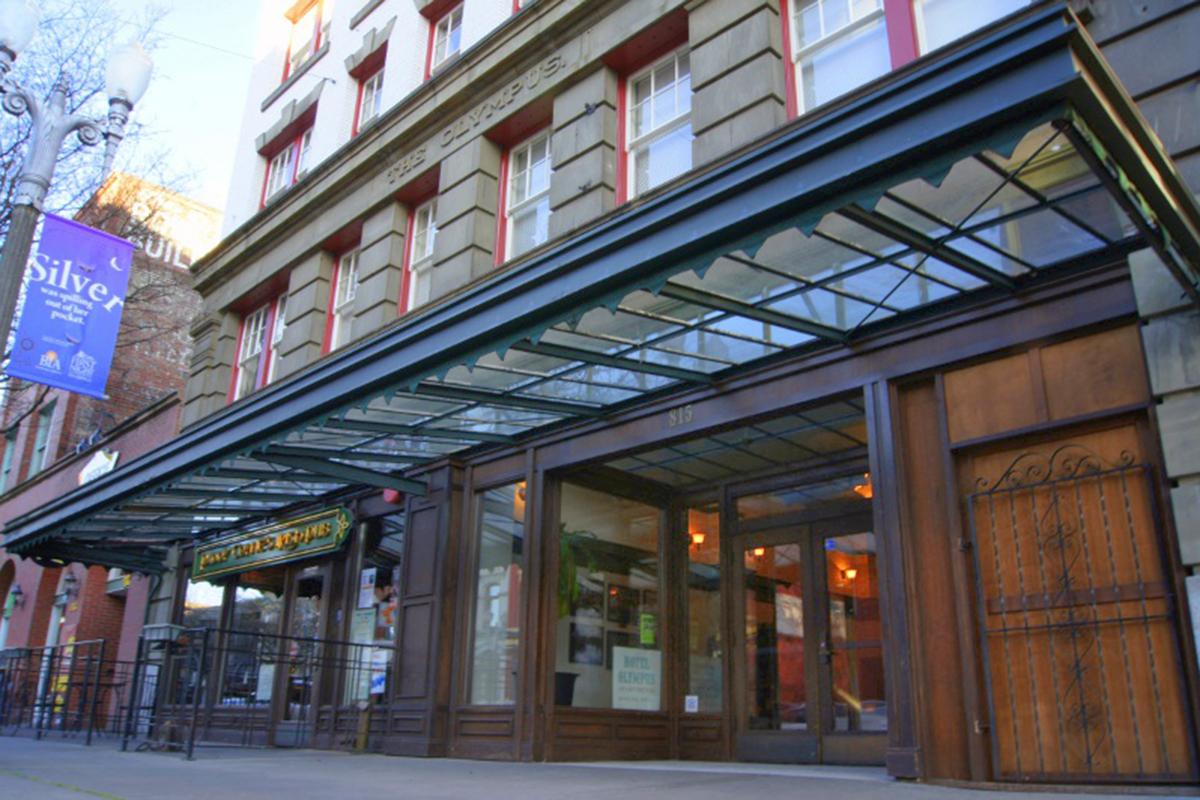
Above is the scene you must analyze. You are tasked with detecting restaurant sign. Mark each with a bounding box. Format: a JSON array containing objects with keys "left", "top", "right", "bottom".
[{"left": 192, "top": 507, "right": 352, "bottom": 581}]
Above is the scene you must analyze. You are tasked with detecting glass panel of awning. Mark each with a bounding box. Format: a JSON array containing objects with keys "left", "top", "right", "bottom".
[{"left": 15, "top": 102, "right": 1185, "bottom": 571}]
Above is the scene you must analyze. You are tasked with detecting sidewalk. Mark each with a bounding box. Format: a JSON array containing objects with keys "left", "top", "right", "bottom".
[{"left": 0, "top": 736, "right": 1193, "bottom": 800}]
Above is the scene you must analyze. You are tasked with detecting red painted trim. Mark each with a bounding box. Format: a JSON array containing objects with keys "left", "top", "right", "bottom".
[
  {"left": 423, "top": 17, "right": 436, "bottom": 80},
  {"left": 227, "top": 316, "right": 247, "bottom": 404},
  {"left": 511, "top": 0, "right": 521, "bottom": 14},
  {"left": 883, "top": 0, "right": 920, "bottom": 68},
  {"left": 351, "top": 77, "right": 365, "bottom": 138},
  {"left": 615, "top": 74, "right": 628, "bottom": 204},
  {"left": 322, "top": 258, "right": 340, "bottom": 355},
  {"left": 398, "top": 211, "right": 417, "bottom": 316},
  {"left": 494, "top": 150, "right": 511, "bottom": 266},
  {"left": 779, "top": 0, "right": 798, "bottom": 119}
]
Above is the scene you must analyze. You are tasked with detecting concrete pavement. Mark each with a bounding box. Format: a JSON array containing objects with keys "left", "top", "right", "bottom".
[{"left": 0, "top": 735, "right": 1195, "bottom": 799}]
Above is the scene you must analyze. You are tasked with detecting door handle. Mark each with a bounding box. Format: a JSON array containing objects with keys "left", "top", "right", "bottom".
[{"left": 818, "top": 644, "right": 832, "bottom": 665}]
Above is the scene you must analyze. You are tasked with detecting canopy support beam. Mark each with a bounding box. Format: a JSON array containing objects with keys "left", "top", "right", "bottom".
[{"left": 255, "top": 449, "right": 428, "bottom": 495}]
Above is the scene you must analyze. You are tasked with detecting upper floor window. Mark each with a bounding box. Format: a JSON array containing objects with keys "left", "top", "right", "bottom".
[
  {"left": 1, "top": 428, "right": 17, "bottom": 491},
  {"left": 626, "top": 49, "right": 692, "bottom": 199},
  {"left": 503, "top": 130, "right": 551, "bottom": 260},
  {"left": 404, "top": 199, "right": 438, "bottom": 312},
  {"left": 430, "top": 4, "right": 463, "bottom": 73},
  {"left": 913, "top": 0, "right": 1029, "bottom": 54},
  {"left": 355, "top": 68, "right": 385, "bottom": 135},
  {"left": 29, "top": 401, "right": 55, "bottom": 476},
  {"left": 783, "top": 0, "right": 1032, "bottom": 115},
  {"left": 286, "top": 0, "right": 329, "bottom": 81},
  {"left": 232, "top": 294, "right": 287, "bottom": 401},
  {"left": 328, "top": 249, "right": 359, "bottom": 351},
  {"left": 262, "top": 128, "right": 313, "bottom": 206}
]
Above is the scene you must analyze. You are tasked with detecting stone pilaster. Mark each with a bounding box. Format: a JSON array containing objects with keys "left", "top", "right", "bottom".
[
  {"left": 1130, "top": 248, "right": 1200, "bottom": 566},
  {"left": 430, "top": 136, "right": 501, "bottom": 301},
  {"left": 352, "top": 201, "right": 409, "bottom": 338},
  {"left": 549, "top": 67, "right": 618, "bottom": 240},
  {"left": 686, "top": 0, "right": 787, "bottom": 167},
  {"left": 182, "top": 311, "right": 239, "bottom": 427},
  {"left": 275, "top": 250, "right": 334, "bottom": 379}
]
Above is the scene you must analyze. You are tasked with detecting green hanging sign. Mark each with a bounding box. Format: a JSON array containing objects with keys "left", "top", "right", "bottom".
[{"left": 192, "top": 506, "right": 353, "bottom": 581}]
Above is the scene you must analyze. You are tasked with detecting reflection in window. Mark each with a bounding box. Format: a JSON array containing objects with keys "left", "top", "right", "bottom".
[
  {"left": 222, "top": 574, "right": 284, "bottom": 706},
  {"left": 791, "top": 0, "right": 889, "bottom": 113},
  {"left": 687, "top": 504, "right": 722, "bottom": 712},
  {"left": 824, "top": 532, "right": 886, "bottom": 732},
  {"left": 745, "top": 543, "right": 807, "bottom": 730},
  {"left": 182, "top": 578, "right": 225, "bottom": 629},
  {"left": 915, "top": 0, "right": 1029, "bottom": 54},
  {"left": 556, "top": 483, "right": 661, "bottom": 710},
  {"left": 346, "top": 516, "right": 404, "bottom": 705},
  {"left": 628, "top": 49, "right": 692, "bottom": 197},
  {"left": 468, "top": 483, "right": 525, "bottom": 705}
]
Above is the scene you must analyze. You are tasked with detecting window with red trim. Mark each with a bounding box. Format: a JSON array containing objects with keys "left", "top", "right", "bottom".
[
  {"left": 230, "top": 294, "right": 288, "bottom": 402},
  {"left": 284, "top": 0, "right": 329, "bottom": 82},
  {"left": 326, "top": 249, "right": 359, "bottom": 352},
  {"left": 401, "top": 199, "right": 438, "bottom": 313},
  {"left": 427, "top": 3, "right": 463, "bottom": 76},
  {"left": 354, "top": 68, "right": 385, "bottom": 136},
  {"left": 780, "top": 0, "right": 1030, "bottom": 117},
  {"left": 621, "top": 48, "right": 692, "bottom": 201},
  {"left": 499, "top": 129, "right": 551, "bottom": 261},
  {"left": 261, "top": 128, "right": 313, "bottom": 207}
]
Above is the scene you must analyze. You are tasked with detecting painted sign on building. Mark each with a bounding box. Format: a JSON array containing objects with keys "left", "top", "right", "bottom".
[
  {"left": 192, "top": 506, "right": 352, "bottom": 580},
  {"left": 7, "top": 214, "right": 134, "bottom": 398}
]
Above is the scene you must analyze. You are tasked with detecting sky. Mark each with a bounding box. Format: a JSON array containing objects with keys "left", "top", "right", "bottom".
[{"left": 107, "top": 0, "right": 259, "bottom": 212}]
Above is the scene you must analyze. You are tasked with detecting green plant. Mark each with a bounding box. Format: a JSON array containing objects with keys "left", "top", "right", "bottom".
[{"left": 557, "top": 524, "right": 596, "bottom": 619}]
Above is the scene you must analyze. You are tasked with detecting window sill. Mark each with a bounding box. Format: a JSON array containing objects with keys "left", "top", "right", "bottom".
[
  {"left": 350, "top": 0, "right": 387, "bottom": 29},
  {"left": 262, "top": 41, "right": 331, "bottom": 113}
]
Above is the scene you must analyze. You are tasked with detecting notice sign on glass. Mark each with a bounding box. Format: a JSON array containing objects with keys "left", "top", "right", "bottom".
[
  {"left": 611, "top": 646, "right": 661, "bottom": 711},
  {"left": 7, "top": 213, "right": 134, "bottom": 398}
]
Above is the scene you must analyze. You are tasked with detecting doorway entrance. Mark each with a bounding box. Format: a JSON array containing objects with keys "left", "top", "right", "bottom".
[{"left": 731, "top": 473, "right": 886, "bottom": 764}]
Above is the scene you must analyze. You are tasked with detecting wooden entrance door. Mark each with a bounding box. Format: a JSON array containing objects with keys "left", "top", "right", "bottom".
[
  {"left": 960, "top": 424, "right": 1198, "bottom": 783},
  {"left": 732, "top": 512, "right": 886, "bottom": 764}
]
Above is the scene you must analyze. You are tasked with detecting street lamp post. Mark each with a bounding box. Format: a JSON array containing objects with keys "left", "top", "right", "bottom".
[{"left": 0, "top": 0, "right": 152, "bottom": 352}]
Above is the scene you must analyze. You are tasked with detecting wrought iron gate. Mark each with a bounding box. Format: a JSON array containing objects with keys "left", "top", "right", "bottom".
[{"left": 966, "top": 442, "right": 1197, "bottom": 783}]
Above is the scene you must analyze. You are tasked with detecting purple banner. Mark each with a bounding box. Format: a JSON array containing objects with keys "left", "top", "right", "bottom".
[{"left": 6, "top": 213, "right": 134, "bottom": 399}]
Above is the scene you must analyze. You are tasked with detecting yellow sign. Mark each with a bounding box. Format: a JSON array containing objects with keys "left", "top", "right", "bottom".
[{"left": 192, "top": 507, "right": 352, "bottom": 581}]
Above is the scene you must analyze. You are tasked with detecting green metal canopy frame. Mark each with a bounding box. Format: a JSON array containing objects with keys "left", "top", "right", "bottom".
[{"left": 6, "top": 5, "right": 1199, "bottom": 574}]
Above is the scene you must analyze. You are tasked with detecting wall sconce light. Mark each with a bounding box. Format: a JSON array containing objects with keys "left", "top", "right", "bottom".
[
  {"left": 853, "top": 472, "right": 873, "bottom": 499},
  {"left": 842, "top": 567, "right": 858, "bottom": 582},
  {"left": 9, "top": 584, "right": 24, "bottom": 608},
  {"left": 752, "top": 547, "right": 766, "bottom": 558},
  {"left": 689, "top": 531, "right": 706, "bottom": 547}
]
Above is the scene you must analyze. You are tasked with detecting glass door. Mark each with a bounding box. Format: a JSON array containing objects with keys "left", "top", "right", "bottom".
[{"left": 731, "top": 472, "right": 886, "bottom": 764}]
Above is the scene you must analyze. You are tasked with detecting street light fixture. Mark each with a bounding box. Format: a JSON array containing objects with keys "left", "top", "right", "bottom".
[{"left": 0, "top": 0, "right": 152, "bottom": 355}]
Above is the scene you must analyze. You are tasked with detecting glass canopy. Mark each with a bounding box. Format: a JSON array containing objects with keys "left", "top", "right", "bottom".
[{"left": 7, "top": 7, "right": 1199, "bottom": 572}]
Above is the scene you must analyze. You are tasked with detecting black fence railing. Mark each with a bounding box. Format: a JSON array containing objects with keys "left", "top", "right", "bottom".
[
  {"left": 0, "top": 640, "right": 137, "bottom": 745},
  {"left": 121, "top": 626, "right": 397, "bottom": 759}
]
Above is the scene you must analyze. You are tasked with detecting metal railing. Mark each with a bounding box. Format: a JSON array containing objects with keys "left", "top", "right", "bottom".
[
  {"left": 0, "top": 640, "right": 138, "bottom": 744},
  {"left": 121, "top": 626, "right": 397, "bottom": 759}
]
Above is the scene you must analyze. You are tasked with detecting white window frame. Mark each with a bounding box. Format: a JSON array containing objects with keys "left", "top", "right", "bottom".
[
  {"left": 30, "top": 401, "right": 55, "bottom": 475},
  {"left": 287, "top": 0, "right": 328, "bottom": 79},
  {"left": 788, "top": 0, "right": 886, "bottom": 114},
  {"left": 357, "top": 68, "right": 385, "bottom": 131},
  {"left": 330, "top": 250, "right": 359, "bottom": 350},
  {"left": 505, "top": 130, "right": 552, "bottom": 260},
  {"left": 407, "top": 199, "right": 437, "bottom": 311},
  {"left": 432, "top": 4, "right": 463, "bottom": 70},
  {"left": 234, "top": 304, "right": 269, "bottom": 401},
  {"left": 911, "top": 0, "right": 1030, "bottom": 55},
  {"left": 1, "top": 428, "right": 16, "bottom": 491},
  {"left": 266, "top": 294, "right": 288, "bottom": 383},
  {"left": 264, "top": 128, "right": 313, "bottom": 204},
  {"left": 626, "top": 48, "right": 693, "bottom": 200}
]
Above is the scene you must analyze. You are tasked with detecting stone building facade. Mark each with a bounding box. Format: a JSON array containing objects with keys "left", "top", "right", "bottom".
[{"left": 8, "top": 0, "right": 1200, "bottom": 785}]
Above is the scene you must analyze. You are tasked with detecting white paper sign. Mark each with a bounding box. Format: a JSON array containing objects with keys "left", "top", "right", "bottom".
[
  {"left": 370, "top": 648, "right": 390, "bottom": 695},
  {"left": 684, "top": 694, "right": 699, "bottom": 713},
  {"left": 612, "top": 646, "right": 661, "bottom": 711},
  {"left": 358, "top": 567, "right": 377, "bottom": 609}
]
